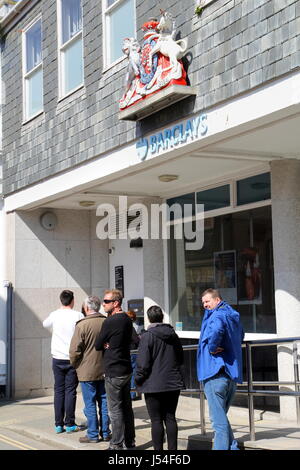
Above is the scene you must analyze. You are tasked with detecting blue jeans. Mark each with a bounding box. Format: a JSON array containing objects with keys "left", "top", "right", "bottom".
[
  {"left": 203, "top": 370, "right": 239, "bottom": 450},
  {"left": 52, "top": 358, "right": 78, "bottom": 427},
  {"left": 80, "top": 380, "right": 110, "bottom": 440},
  {"left": 130, "top": 354, "right": 137, "bottom": 399}
]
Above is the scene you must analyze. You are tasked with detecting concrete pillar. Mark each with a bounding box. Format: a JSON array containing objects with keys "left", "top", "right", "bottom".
[
  {"left": 271, "top": 159, "right": 300, "bottom": 421},
  {"left": 0, "top": 198, "right": 7, "bottom": 387},
  {"left": 142, "top": 198, "right": 165, "bottom": 328}
]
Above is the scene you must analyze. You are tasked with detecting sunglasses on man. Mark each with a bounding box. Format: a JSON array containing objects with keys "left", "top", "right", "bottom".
[{"left": 103, "top": 299, "right": 115, "bottom": 304}]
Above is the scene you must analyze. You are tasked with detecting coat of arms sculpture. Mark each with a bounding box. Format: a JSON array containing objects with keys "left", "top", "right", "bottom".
[{"left": 119, "top": 10, "right": 195, "bottom": 120}]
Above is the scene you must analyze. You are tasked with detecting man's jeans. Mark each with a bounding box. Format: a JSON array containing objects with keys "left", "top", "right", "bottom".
[
  {"left": 203, "top": 370, "right": 239, "bottom": 450},
  {"left": 52, "top": 358, "right": 78, "bottom": 427},
  {"left": 130, "top": 354, "right": 137, "bottom": 399},
  {"left": 80, "top": 380, "right": 110, "bottom": 440},
  {"left": 105, "top": 374, "right": 135, "bottom": 447}
]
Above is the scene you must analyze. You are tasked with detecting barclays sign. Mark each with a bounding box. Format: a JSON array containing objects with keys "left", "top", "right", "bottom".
[{"left": 136, "top": 113, "right": 208, "bottom": 161}]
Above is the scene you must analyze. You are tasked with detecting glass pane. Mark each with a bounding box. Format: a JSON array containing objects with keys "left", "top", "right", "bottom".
[
  {"left": 107, "top": 0, "right": 116, "bottom": 6},
  {"left": 26, "top": 20, "right": 42, "bottom": 72},
  {"left": 63, "top": 36, "right": 83, "bottom": 94},
  {"left": 196, "top": 185, "right": 230, "bottom": 212},
  {"left": 26, "top": 66, "right": 43, "bottom": 118},
  {"left": 237, "top": 172, "right": 271, "bottom": 206},
  {"left": 107, "top": 0, "right": 134, "bottom": 64},
  {"left": 166, "top": 193, "right": 195, "bottom": 221},
  {"left": 168, "top": 206, "right": 275, "bottom": 333},
  {"left": 62, "top": 0, "right": 82, "bottom": 44}
]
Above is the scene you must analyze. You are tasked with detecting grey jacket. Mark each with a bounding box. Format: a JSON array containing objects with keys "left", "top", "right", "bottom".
[{"left": 69, "top": 313, "right": 106, "bottom": 381}]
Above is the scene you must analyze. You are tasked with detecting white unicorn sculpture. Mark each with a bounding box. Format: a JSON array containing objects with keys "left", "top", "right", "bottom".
[{"left": 148, "top": 10, "right": 188, "bottom": 79}]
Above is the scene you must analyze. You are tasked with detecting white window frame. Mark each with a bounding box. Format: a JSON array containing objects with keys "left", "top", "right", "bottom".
[
  {"left": 22, "top": 15, "right": 43, "bottom": 122},
  {"left": 57, "top": 0, "right": 84, "bottom": 99},
  {"left": 102, "top": 0, "right": 136, "bottom": 70}
]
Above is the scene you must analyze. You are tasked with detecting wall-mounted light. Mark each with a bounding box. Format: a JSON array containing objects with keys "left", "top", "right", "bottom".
[
  {"left": 40, "top": 211, "right": 57, "bottom": 230},
  {"left": 79, "top": 200, "right": 95, "bottom": 207},
  {"left": 158, "top": 174, "right": 179, "bottom": 182}
]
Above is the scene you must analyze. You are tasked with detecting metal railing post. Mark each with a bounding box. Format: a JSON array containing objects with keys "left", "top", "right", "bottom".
[
  {"left": 199, "top": 383, "right": 206, "bottom": 435},
  {"left": 246, "top": 342, "right": 255, "bottom": 441},
  {"left": 292, "top": 342, "right": 300, "bottom": 424}
]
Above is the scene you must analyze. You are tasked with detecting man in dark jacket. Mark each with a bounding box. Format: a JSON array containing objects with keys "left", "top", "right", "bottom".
[
  {"left": 135, "top": 305, "right": 184, "bottom": 450},
  {"left": 94, "top": 289, "right": 135, "bottom": 450},
  {"left": 69, "top": 296, "right": 110, "bottom": 443}
]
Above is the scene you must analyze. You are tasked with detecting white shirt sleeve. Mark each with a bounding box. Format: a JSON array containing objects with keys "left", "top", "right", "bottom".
[{"left": 43, "top": 313, "right": 53, "bottom": 329}]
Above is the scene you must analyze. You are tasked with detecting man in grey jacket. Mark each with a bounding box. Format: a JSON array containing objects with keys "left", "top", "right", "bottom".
[{"left": 69, "top": 296, "right": 111, "bottom": 443}]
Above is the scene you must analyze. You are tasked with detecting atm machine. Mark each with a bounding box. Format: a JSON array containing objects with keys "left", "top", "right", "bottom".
[{"left": 127, "top": 298, "right": 144, "bottom": 334}]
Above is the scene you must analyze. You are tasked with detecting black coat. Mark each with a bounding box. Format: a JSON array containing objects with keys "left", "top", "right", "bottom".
[{"left": 135, "top": 323, "right": 184, "bottom": 393}]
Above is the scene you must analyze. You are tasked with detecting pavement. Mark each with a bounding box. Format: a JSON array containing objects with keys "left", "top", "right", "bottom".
[{"left": 0, "top": 392, "right": 300, "bottom": 451}]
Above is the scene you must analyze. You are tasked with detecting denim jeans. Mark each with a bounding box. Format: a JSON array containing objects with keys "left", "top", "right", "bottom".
[
  {"left": 130, "top": 354, "right": 137, "bottom": 399},
  {"left": 105, "top": 374, "right": 135, "bottom": 447},
  {"left": 52, "top": 358, "right": 78, "bottom": 427},
  {"left": 203, "top": 370, "right": 239, "bottom": 450},
  {"left": 80, "top": 380, "right": 110, "bottom": 440}
]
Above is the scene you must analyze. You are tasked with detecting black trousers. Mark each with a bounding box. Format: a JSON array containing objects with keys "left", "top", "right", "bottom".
[
  {"left": 52, "top": 358, "right": 78, "bottom": 427},
  {"left": 144, "top": 390, "right": 180, "bottom": 450}
]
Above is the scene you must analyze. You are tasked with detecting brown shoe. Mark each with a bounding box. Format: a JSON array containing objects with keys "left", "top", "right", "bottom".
[{"left": 79, "top": 436, "right": 100, "bottom": 443}]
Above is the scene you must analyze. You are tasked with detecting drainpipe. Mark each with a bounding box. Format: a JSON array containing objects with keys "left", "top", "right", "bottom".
[{"left": 3, "top": 280, "right": 12, "bottom": 399}]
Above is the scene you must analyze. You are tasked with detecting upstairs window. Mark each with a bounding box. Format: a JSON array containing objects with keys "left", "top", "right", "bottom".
[
  {"left": 58, "top": 0, "right": 83, "bottom": 97},
  {"left": 23, "top": 18, "right": 43, "bottom": 120},
  {"left": 103, "top": 0, "right": 135, "bottom": 67}
]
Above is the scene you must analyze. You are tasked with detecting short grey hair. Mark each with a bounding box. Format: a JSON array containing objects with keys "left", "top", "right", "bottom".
[{"left": 84, "top": 295, "right": 101, "bottom": 312}]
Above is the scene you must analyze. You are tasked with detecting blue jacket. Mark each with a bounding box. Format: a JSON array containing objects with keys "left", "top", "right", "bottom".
[{"left": 197, "top": 301, "right": 244, "bottom": 384}]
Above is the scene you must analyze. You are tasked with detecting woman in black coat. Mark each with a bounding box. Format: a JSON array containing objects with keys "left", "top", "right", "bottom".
[{"left": 135, "top": 305, "right": 184, "bottom": 450}]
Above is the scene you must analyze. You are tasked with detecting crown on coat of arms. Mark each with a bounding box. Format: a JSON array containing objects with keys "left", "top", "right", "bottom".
[{"left": 141, "top": 18, "right": 159, "bottom": 33}]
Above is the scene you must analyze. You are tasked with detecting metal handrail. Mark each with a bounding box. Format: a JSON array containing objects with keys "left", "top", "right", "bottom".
[
  {"left": 180, "top": 337, "right": 300, "bottom": 441},
  {"left": 131, "top": 336, "right": 300, "bottom": 441}
]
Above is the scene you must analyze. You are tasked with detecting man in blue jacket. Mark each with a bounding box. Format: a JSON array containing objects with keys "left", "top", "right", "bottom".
[{"left": 197, "top": 288, "right": 244, "bottom": 450}]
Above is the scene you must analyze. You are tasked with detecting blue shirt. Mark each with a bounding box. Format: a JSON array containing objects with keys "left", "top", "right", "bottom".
[{"left": 197, "top": 301, "right": 244, "bottom": 383}]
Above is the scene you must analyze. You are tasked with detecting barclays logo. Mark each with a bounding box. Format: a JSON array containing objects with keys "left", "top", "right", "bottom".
[
  {"left": 136, "top": 113, "right": 208, "bottom": 161},
  {"left": 136, "top": 138, "right": 149, "bottom": 161}
]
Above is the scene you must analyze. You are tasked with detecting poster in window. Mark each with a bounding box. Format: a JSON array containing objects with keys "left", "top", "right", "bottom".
[
  {"left": 237, "top": 247, "right": 262, "bottom": 305},
  {"left": 214, "top": 250, "right": 237, "bottom": 305}
]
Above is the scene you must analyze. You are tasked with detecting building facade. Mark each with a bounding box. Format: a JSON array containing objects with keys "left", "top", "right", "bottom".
[{"left": 1, "top": 0, "right": 300, "bottom": 419}]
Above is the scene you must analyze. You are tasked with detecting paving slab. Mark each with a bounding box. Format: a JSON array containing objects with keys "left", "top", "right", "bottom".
[{"left": 0, "top": 393, "right": 299, "bottom": 450}]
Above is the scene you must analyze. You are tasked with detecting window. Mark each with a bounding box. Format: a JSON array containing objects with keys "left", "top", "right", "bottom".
[
  {"left": 58, "top": 0, "right": 83, "bottom": 97},
  {"left": 167, "top": 172, "right": 274, "bottom": 334},
  {"left": 103, "top": 0, "right": 135, "bottom": 67},
  {"left": 23, "top": 18, "right": 43, "bottom": 120},
  {"left": 168, "top": 206, "right": 275, "bottom": 334},
  {"left": 237, "top": 173, "right": 271, "bottom": 206},
  {"left": 196, "top": 185, "right": 231, "bottom": 212},
  {"left": 167, "top": 193, "right": 195, "bottom": 221}
]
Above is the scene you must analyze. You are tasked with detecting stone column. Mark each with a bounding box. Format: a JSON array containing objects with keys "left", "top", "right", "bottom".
[
  {"left": 271, "top": 159, "right": 300, "bottom": 420},
  {"left": 0, "top": 199, "right": 7, "bottom": 387},
  {"left": 142, "top": 198, "right": 165, "bottom": 329}
]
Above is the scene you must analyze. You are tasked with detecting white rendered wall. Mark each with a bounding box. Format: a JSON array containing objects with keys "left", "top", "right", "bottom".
[
  {"left": 8, "top": 208, "right": 109, "bottom": 397},
  {"left": 108, "top": 238, "right": 144, "bottom": 310}
]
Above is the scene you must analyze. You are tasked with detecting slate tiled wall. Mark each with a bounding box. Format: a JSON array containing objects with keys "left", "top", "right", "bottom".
[{"left": 2, "top": 0, "right": 300, "bottom": 194}]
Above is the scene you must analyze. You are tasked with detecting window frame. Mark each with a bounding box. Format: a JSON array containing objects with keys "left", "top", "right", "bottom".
[
  {"left": 22, "top": 15, "right": 43, "bottom": 122},
  {"left": 57, "top": 0, "right": 84, "bottom": 99},
  {"left": 102, "top": 0, "right": 136, "bottom": 70}
]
